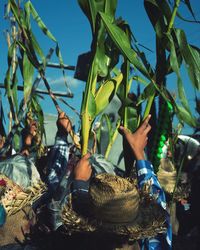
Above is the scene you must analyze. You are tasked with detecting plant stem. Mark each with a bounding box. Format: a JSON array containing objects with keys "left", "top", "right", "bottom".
[
  {"left": 167, "top": 0, "right": 180, "bottom": 34},
  {"left": 123, "top": 60, "right": 130, "bottom": 129},
  {"left": 105, "top": 120, "right": 121, "bottom": 159},
  {"left": 143, "top": 91, "right": 156, "bottom": 121},
  {"left": 81, "top": 58, "right": 97, "bottom": 155}
]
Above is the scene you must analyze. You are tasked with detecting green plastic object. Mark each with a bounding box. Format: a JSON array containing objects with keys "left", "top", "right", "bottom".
[{"left": 160, "top": 135, "right": 166, "bottom": 141}]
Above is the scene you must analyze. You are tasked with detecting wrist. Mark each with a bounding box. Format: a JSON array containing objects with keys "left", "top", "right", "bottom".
[
  {"left": 56, "top": 129, "right": 68, "bottom": 137},
  {"left": 133, "top": 150, "right": 145, "bottom": 160}
]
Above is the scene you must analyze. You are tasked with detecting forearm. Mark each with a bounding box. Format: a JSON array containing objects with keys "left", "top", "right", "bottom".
[
  {"left": 136, "top": 160, "right": 167, "bottom": 208},
  {"left": 71, "top": 180, "right": 90, "bottom": 216},
  {"left": 47, "top": 134, "right": 70, "bottom": 192}
]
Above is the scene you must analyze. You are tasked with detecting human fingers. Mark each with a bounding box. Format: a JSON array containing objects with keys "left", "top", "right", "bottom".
[
  {"left": 65, "top": 120, "right": 72, "bottom": 132},
  {"left": 119, "top": 126, "right": 131, "bottom": 137},
  {"left": 140, "top": 114, "right": 151, "bottom": 131},
  {"left": 144, "top": 123, "right": 151, "bottom": 134},
  {"left": 82, "top": 152, "right": 91, "bottom": 160},
  {"left": 58, "top": 111, "right": 65, "bottom": 119}
]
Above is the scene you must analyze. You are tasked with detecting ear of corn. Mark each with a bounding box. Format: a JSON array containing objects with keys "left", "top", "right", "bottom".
[{"left": 95, "top": 73, "right": 123, "bottom": 116}]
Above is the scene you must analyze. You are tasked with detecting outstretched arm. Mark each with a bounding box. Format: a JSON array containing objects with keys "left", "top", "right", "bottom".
[
  {"left": 47, "top": 112, "right": 72, "bottom": 194},
  {"left": 120, "top": 115, "right": 172, "bottom": 249},
  {"left": 119, "top": 115, "right": 166, "bottom": 202},
  {"left": 71, "top": 153, "right": 92, "bottom": 216},
  {"left": 119, "top": 115, "right": 151, "bottom": 161}
]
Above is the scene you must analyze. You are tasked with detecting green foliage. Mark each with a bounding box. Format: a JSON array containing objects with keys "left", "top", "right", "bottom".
[
  {"left": 95, "top": 73, "right": 123, "bottom": 116},
  {"left": 1, "top": 0, "right": 199, "bottom": 157}
]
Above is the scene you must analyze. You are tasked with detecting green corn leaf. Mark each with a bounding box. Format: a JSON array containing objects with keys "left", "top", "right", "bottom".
[
  {"left": 23, "top": 53, "right": 34, "bottom": 103},
  {"left": 12, "top": 68, "right": 19, "bottom": 115},
  {"left": 28, "top": 1, "right": 56, "bottom": 42},
  {"left": 156, "top": 0, "right": 172, "bottom": 23},
  {"left": 24, "top": 0, "right": 31, "bottom": 29},
  {"left": 96, "top": 113, "right": 113, "bottom": 154},
  {"left": 96, "top": 47, "right": 110, "bottom": 78},
  {"left": 87, "top": 92, "right": 96, "bottom": 120},
  {"left": 126, "top": 107, "right": 138, "bottom": 132},
  {"left": 13, "top": 130, "right": 20, "bottom": 152},
  {"left": 31, "top": 96, "right": 45, "bottom": 138},
  {"left": 9, "top": 0, "right": 27, "bottom": 30},
  {"left": 95, "top": 73, "right": 123, "bottom": 116},
  {"left": 175, "top": 29, "right": 200, "bottom": 90},
  {"left": 17, "top": 40, "right": 40, "bottom": 69},
  {"left": 99, "top": 12, "right": 150, "bottom": 80},
  {"left": 78, "top": 0, "right": 117, "bottom": 34},
  {"left": 176, "top": 11, "right": 200, "bottom": 23},
  {"left": 176, "top": 105, "right": 198, "bottom": 128},
  {"left": 4, "top": 43, "right": 16, "bottom": 97},
  {"left": 96, "top": 114, "right": 112, "bottom": 146},
  {"left": 183, "top": 0, "right": 197, "bottom": 22},
  {"left": 137, "top": 82, "right": 156, "bottom": 105},
  {"left": 167, "top": 33, "right": 192, "bottom": 114},
  {"left": 55, "top": 44, "right": 72, "bottom": 94},
  {"left": 144, "top": 0, "right": 167, "bottom": 39},
  {"left": 27, "top": 29, "right": 45, "bottom": 64}
]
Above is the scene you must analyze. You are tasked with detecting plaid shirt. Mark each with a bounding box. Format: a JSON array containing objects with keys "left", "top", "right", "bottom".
[
  {"left": 47, "top": 137, "right": 172, "bottom": 249},
  {"left": 47, "top": 134, "right": 71, "bottom": 194},
  {"left": 136, "top": 160, "right": 172, "bottom": 250}
]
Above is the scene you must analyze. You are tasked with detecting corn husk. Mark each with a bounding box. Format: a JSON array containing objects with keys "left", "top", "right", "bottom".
[{"left": 0, "top": 174, "right": 46, "bottom": 216}]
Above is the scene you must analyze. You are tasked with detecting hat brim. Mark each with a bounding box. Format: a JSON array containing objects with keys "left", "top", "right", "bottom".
[{"left": 61, "top": 190, "right": 167, "bottom": 240}]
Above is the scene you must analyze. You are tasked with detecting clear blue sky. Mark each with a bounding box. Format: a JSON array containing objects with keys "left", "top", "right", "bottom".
[{"left": 0, "top": 0, "right": 200, "bottom": 134}]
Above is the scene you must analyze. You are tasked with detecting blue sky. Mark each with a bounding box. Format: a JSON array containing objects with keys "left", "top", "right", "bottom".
[{"left": 0, "top": 0, "right": 200, "bottom": 134}]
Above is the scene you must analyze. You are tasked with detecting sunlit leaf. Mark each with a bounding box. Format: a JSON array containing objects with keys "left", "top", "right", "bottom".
[
  {"left": 176, "top": 105, "right": 198, "bottom": 128},
  {"left": 95, "top": 73, "right": 123, "bottom": 116},
  {"left": 167, "top": 33, "right": 192, "bottom": 114},
  {"left": 99, "top": 12, "right": 150, "bottom": 79},
  {"left": 78, "top": 0, "right": 117, "bottom": 34},
  {"left": 87, "top": 92, "right": 96, "bottom": 119},
  {"left": 23, "top": 53, "right": 34, "bottom": 103},
  {"left": 175, "top": 29, "right": 200, "bottom": 90},
  {"left": 27, "top": 1, "right": 56, "bottom": 42}
]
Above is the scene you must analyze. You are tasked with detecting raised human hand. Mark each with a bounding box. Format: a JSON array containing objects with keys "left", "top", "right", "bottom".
[
  {"left": 119, "top": 115, "right": 151, "bottom": 160},
  {"left": 73, "top": 153, "right": 92, "bottom": 181},
  {"left": 56, "top": 112, "right": 72, "bottom": 135},
  {"left": 21, "top": 121, "right": 38, "bottom": 156}
]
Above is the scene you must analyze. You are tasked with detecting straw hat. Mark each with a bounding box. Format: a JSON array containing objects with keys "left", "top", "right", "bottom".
[{"left": 62, "top": 173, "right": 167, "bottom": 240}]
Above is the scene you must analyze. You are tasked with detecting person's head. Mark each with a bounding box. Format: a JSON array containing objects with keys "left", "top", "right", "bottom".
[{"left": 62, "top": 173, "right": 167, "bottom": 242}]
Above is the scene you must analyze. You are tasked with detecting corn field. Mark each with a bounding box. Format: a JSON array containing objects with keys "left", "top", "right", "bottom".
[{"left": 0, "top": 0, "right": 200, "bottom": 176}]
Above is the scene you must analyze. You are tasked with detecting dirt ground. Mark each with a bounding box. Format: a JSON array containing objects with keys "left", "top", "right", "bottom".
[{"left": 1, "top": 231, "right": 200, "bottom": 250}]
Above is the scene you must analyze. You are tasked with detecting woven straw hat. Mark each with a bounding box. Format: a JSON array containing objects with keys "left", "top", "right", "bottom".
[{"left": 62, "top": 173, "right": 167, "bottom": 240}]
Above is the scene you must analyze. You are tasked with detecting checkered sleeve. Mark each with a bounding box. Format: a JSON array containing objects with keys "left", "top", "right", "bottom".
[
  {"left": 136, "top": 160, "right": 172, "bottom": 250},
  {"left": 47, "top": 134, "right": 70, "bottom": 192}
]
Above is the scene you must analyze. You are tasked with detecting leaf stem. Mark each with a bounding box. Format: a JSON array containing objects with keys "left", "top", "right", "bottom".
[
  {"left": 105, "top": 120, "right": 120, "bottom": 159},
  {"left": 167, "top": 0, "right": 181, "bottom": 34},
  {"left": 143, "top": 91, "right": 155, "bottom": 121}
]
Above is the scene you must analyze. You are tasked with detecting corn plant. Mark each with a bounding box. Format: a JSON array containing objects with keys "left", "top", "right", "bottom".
[
  {"left": 1, "top": 0, "right": 199, "bottom": 164},
  {"left": 78, "top": 0, "right": 199, "bottom": 159},
  {"left": 2, "top": 0, "right": 72, "bottom": 154}
]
